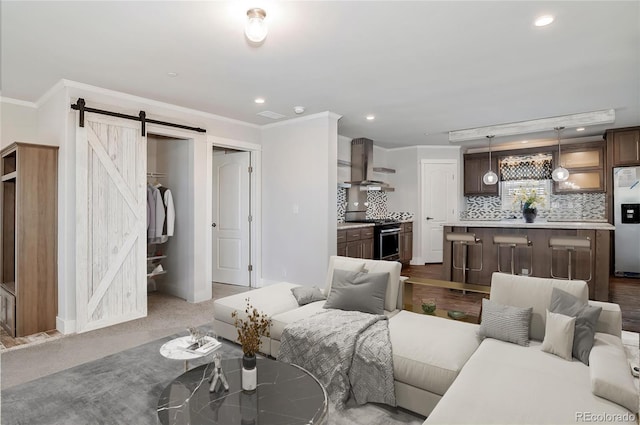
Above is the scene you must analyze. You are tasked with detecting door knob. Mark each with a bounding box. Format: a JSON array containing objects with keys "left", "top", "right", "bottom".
[
  {"left": 212, "top": 223, "right": 217, "bottom": 227},
  {"left": 426, "top": 217, "right": 434, "bottom": 220}
]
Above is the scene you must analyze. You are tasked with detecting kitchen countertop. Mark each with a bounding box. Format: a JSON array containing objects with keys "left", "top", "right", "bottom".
[
  {"left": 443, "top": 220, "right": 615, "bottom": 230},
  {"left": 337, "top": 219, "right": 413, "bottom": 230},
  {"left": 337, "top": 222, "right": 376, "bottom": 230}
]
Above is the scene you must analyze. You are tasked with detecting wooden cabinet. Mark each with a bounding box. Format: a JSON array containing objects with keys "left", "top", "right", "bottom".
[
  {"left": 607, "top": 128, "right": 640, "bottom": 166},
  {"left": 553, "top": 142, "right": 605, "bottom": 193},
  {"left": 399, "top": 222, "right": 413, "bottom": 263},
  {"left": 1, "top": 143, "right": 58, "bottom": 337},
  {"left": 463, "top": 154, "right": 499, "bottom": 196},
  {"left": 337, "top": 226, "right": 374, "bottom": 260}
]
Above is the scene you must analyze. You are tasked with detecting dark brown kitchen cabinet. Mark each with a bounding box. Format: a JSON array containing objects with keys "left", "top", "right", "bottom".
[
  {"left": 553, "top": 142, "right": 605, "bottom": 193},
  {"left": 398, "top": 222, "right": 413, "bottom": 264},
  {"left": 464, "top": 154, "right": 499, "bottom": 196},
  {"left": 337, "top": 227, "right": 374, "bottom": 259},
  {"left": 606, "top": 128, "right": 640, "bottom": 166}
]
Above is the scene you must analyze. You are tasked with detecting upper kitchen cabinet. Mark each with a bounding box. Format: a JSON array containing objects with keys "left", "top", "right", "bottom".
[
  {"left": 553, "top": 141, "right": 605, "bottom": 193},
  {"left": 606, "top": 127, "right": 640, "bottom": 166},
  {"left": 464, "top": 153, "right": 499, "bottom": 196}
]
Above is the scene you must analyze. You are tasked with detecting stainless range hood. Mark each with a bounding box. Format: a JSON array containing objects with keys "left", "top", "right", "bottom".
[
  {"left": 346, "top": 138, "right": 391, "bottom": 190},
  {"left": 344, "top": 138, "right": 393, "bottom": 221}
]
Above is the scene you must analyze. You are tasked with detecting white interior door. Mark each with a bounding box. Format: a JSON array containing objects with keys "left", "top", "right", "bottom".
[
  {"left": 421, "top": 161, "right": 458, "bottom": 263},
  {"left": 212, "top": 150, "right": 251, "bottom": 286},
  {"left": 76, "top": 114, "right": 147, "bottom": 333}
]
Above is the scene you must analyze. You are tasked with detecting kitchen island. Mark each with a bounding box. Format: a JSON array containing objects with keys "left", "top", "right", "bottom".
[{"left": 442, "top": 220, "right": 615, "bottom": 301}]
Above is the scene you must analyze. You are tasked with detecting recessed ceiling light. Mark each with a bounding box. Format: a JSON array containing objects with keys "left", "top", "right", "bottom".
[
  {"left": 254, "top": 98, "right": 265, "bottom": 104},
  {"left": 576, "top": 127, "right": 585, "bottom": 132},
  {"left": 521, "top": 140, "right": 528, "bottom": 144},
  {"left": 366, "top": 115, "right": 375, "bottom": 121},
  {"left": 534, "top": 15, "right": 554, "bottom": 27},
  {"left": 167, "top": 72, "right": 178, "bottom": 77}
]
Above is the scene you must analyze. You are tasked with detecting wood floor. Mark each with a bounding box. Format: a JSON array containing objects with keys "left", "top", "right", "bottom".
[{"left": 402, "top": 263, "right": 640, "bottom": 333}]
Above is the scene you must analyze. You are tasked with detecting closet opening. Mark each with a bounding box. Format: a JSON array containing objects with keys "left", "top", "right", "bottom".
[
  {"left": 212, "top": 146, "right": 253, "bottom": 287},
  {"left": 147, "top": 133, "right": 191, "bottom": 298}
]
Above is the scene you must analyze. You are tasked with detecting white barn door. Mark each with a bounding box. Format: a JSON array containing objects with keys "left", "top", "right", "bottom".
[{"left": 76, "top": 114, "right": 147, "bottom": 333}]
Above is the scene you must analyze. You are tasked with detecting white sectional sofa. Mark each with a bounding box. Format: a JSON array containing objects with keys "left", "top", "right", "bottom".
[{"left": 213, "top": 256, "right": 639, "bottom": 423}]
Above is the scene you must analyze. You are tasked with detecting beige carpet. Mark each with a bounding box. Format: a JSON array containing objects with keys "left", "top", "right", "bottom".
[{"left": 0, "top": 283, "right": 248, "bottom": 389}]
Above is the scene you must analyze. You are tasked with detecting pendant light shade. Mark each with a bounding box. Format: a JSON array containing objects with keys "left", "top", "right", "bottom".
[
  {"left": 552, "top": 127, "right": 569, "bottom": 182},
  {"left": 482, "top": 135, "right": 498, "bottom": 185}
]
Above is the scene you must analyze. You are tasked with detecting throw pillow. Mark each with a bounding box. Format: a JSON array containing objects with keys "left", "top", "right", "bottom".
[
  {"left": 541, "top": 309, "right": 576, "bottom": 361},
  {"left": 323, "top": 269, "right": 389, "bottom": 315},
  {"left": 290, "top": 286, "right": 326, "bottom": 306},
  {"left": 478, "top": 298, "right": 533, "bottom": 346},
  {"left": 549, "top": 288, "right": 602, "bottom": 365}
]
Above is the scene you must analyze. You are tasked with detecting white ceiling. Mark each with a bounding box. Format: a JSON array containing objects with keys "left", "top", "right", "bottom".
[{"left": 2, "top": 1, "right": 639, "bottom": 148}]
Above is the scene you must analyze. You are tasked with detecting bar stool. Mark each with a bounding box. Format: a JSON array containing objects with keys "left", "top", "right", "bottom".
[
  {"left": 549, "top": 236, "right": 592, "bottom": 281},
  {"left": 493, "top": 234, "right": 533, "bottom": 276},
  {"left": 446, "top": 232, "right": 483, "bottom": 284}
]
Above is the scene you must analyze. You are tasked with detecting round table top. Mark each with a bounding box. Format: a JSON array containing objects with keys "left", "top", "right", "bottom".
[
  {"left": 160, "top": 336, "right": 217, "bottom": 361},
  {"left": 157, "top": 357, "right": 328, "bottom": 425}
]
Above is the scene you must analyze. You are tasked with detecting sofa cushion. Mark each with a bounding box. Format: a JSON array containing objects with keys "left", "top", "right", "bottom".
[
  {"left": 324, "top": 269, "right": 389, "bottom": 315},
  {"left": 541, "top": 309, "right": 576, "bottom": 361},
  {"left": 213, "top": 282, "right": 301, "bottom": 326},
  {"left": 291, "top": 286, "right": 326, "bottom": 306},
  {"left": 425, "top": 338, "right": 635, "bottom": 424},
  {"left": 270, "top": 300, "right": 326, "bottom": 342},
  {"left": 478, "top": 298, "right": 532, "bottom": 347},
  {"left": 389, "top": 311, "right": 481, "bottom": 396},
  {"left": 490, "top": 273, "right": 588, "bottom": 342},
  {"left": 550, "top": 288, "right": 602, "bottom": 365},
  {"left": 590, "top": 332, "right": 639, "bottom": 413},
  {"left": 325, "top": 256, "right": 402, "bottom": 312}
]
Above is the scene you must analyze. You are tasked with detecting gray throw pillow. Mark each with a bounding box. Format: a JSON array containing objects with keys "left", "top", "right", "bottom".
[
  {"left": 478, "top": 298, "right": 533, "bottom": 346},
  {"left": 323, "top": 269, "right": 389, "bottom": 315},
  {"left": 290, "top": 286, "right": 326, "bottom": 306},
  {"left": 549, "top": 287, "right": 602, "bottom": 365}
]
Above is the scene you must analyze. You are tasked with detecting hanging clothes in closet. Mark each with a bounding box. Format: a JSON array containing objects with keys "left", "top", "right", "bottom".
[{"left": 147, "top": 183, "right": 175, "bottom": 240}]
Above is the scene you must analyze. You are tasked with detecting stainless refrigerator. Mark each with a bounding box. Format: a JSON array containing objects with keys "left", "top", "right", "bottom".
[{"left": 613, "top": 166, "right": 640, "bottom": 277}]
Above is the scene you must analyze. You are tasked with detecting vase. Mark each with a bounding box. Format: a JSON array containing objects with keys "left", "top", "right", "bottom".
[
  {"left": 523, "top": 207, "right": 537, "bottom": 223},
  {"left": 241, "top": 354, "right": 257, "bottom": 392}
]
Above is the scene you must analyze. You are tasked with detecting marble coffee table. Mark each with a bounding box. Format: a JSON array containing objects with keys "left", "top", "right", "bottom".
[
  {"left": 157, "top": 357, "right": 328, "bottom": 425},
  {"left": 160, "top": 336, "right": 220, "bottom": 371}
]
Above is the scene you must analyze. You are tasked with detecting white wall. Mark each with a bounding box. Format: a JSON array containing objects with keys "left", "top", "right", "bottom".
[
  {"left": 0, "top": 100, "right": 38, "bottom": 148},
  {"left": 261, "top": 112, "right": 340, "bottom": 287},
  {"left": 34, "top": 79, "right": 259, "bottom": 333},
  {"left": 387, "top": 146, "right": 462, "bottom": 264}
]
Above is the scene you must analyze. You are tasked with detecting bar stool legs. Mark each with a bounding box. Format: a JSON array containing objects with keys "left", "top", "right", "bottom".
[
  {"left": 493, "top": 235, "right": 533, "bottom": 276},
  {"left": 549, "top": 236, "right": 592, "bottom": 282},
  {"left": 446, "top": 233, "right": 483, "bottom": 284}
]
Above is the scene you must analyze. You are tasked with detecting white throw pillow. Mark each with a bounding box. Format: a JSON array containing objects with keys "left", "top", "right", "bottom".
[{"left": 541, "top": 309, "right": 576, "bottom": 361}]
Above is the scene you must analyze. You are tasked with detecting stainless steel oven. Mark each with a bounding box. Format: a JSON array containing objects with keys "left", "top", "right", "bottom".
[{"left": 375, "top": 223, "right": 401, "bottom": 261}]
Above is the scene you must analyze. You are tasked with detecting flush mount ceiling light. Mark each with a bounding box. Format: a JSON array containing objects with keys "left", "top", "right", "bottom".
[
  {"left": 552, "top": 126, "right": 569, "bottom": 182},
  {"left": 366, "top": 115, "right": 375, "bottom": 121},
  {"left": 448, "top": 109, "right": 615, "bottom": 143},
  {"left": 576, "top": 127, "right": 585, "bottom": 132},
  {"left": 245, "top": 8, "right": 268, "bottom": 43},
  {"left": 482, "top": 135, "right": 498, "bottom": 185},
  {"left": 535, "top": 15, "right": 554, "bottom": 27},
  {"left": 254, "top": 97, "right": 265, "bottom": 104}
]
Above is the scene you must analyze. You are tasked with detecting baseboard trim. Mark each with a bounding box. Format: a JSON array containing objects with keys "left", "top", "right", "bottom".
[
  {"left": 56, "top": 316, "right": 76, "bottom": 335},
  {"left": 410, "top": 257, "right": 425, "bottom": 266}
]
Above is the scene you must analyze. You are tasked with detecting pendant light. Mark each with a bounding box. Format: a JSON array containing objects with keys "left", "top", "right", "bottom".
[
  {"left": 482, "top": 135, "right": 498, "bottom": 185},
  {"left": 552, "top": 126, "right": 569, "bottom": 182}
]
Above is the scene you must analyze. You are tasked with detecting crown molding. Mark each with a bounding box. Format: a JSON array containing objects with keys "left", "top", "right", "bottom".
[{"left": 0, "top": 96, "right": 37, "bottom": 108}]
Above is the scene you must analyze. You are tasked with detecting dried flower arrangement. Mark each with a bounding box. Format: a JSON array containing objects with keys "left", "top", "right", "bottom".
[{"left": 231, "top": 298, "right": 271, "bottom": 357}]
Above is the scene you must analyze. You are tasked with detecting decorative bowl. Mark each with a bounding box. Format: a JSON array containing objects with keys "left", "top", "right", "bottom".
[{"left": 421, "top": 298, "right": 437, "bottom": 315}]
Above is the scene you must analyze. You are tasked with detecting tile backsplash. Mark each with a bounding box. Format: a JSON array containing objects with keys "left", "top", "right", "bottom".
[
  {"left": 337, "top": 188, "right": 414, "bottom": 222},
  {"left": 462, "top": 192, "right": 606, "bottom": 221}
]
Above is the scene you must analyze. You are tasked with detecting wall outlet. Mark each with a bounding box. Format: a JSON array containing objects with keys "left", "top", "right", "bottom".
[
  {"left": 292, "top": 204, "right": 299, "bottom": 214},
  {"left": 282, "top": 268, "right": 287, "bottom": 278},
  {"left": 522, "top": 268, "right": 529, "bottom": 275}
]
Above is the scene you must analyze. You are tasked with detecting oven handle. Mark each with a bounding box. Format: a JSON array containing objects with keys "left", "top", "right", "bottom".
[{"left": 379, "top": 228, "right": 401, "bottom": 234}]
